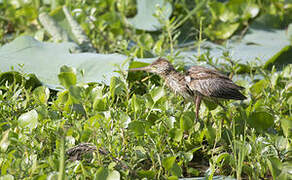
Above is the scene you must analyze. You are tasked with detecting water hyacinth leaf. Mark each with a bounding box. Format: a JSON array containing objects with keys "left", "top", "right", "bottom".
[
  {"left": 183, "top": 152, "right": 193, "bottom": 162},
  {"left": 267, "top": 157, "right": 282, "bottom": 179},
  {"left": 0, "top": 174, "right": 14, "bottom": 180},
  {"left": 127, "top": 0, "right": 172, "bottom": 31},
  {"left": 280, "top": 118, "right": 292, "bottom": 138},
  {"left": 128, "top": 121, "right": 145, "bottom": 136},
  {"left": 107, "top": 170, "right": 120, "bottom": 180},
  {"left": 180, "top": 111, "right": 195, "bottom": 131},
  {"left": 150, "top": 86, "right": 166, "bottom": 103},
  {"left": 18, "top": 109, "right": 38, "bottom": 130},
  {"left": 58, "top": 65, "right": 77, "bottom": 89},
  {"left": 205, "top": 23, "right": 240, "bottom": 40},
  {"left": 250, "top": 79, "right": 268, "bottom": 97},
  {"left": 169, "top": 128, "right": 183, "bottom": 142},
  {"left": 69, "top": 85, "right": 85, "bottom": 104},
  {"left": 95, "top": 167, "right": 108, "bottom": 179},
  {"left": 247, "top": 111, "right": 274, "bottom": 131},
  {"left": 170, "top": 163, "right": 182, "bottom": 177},
  {"left": 206, "top": 125, "right": 216, "bottom": 144},
  {"left": 33, "top": 86, "right": 50, "bottom": 104},
  {"left": 137, "top": 170, "right": 156, "bottom": 179},
  {"left": 162, "top": 156, "right": 176, "bottom": 170},
  {"left": 131, "top": 94, "right": 143, "bottom": 113},
  {"left": 110, "top": 77, "right": 126, "bottom": 98},
  {"left": 0, "top": 130, "right": 10, "bottom": 152}
]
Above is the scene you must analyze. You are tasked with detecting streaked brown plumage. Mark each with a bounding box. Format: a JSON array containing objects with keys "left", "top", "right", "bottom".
[{"left": 129, "top": 58, "right": 246, "bottom": 120}]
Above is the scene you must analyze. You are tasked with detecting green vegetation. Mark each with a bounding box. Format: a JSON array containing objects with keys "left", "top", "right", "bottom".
[{"left": 0, "top": 0, "right": 292, "bottom": 179}]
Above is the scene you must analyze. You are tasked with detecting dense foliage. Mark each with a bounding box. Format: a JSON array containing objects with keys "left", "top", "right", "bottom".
[{"left": 0, "top": 0, "right": 292, "bottom": 179}]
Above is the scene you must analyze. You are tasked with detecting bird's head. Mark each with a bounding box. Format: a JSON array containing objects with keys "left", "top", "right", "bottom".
[{"left": 129, "top": 58, "right": 174, "bottom": 75}]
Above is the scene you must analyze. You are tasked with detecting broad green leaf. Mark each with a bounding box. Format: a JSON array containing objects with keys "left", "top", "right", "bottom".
[
  {"left": 247, "top": 111, "right": 274, "bottom": 131},
  {"left": 52, "top": 90, "right": 73, "bottom": 112},
  {"left": 169, "top": 128, "right": 183, "bottom": 142},
  {"left": 0, "top": 174, "right": 14, "bottom": 180},
  {"left": 183, "top": 152, "right": 193, "bottom": 162},
  {"left": 150, "top": 86, "right": 166, "bottom": 103},
  {"left": 215, "top": 153, "right": 230, "bottom": 164},
  {"left": 95, "top": 167, "right": 108, "bottom": 180},
  {"left": 267, "top": 157, "right": 282, "bottom": 179},
  {"left": 110, "top": 77, "right": 126, "bottom": 98},
  {"left": 0, "top": 36, "right": 127, "bottom": 89},
  {"left": 137, "top": 170, "right": 155, "bottom": 179},
  {"left": 69, "top": 85, "right": 85, "bottom": 104},
  {"left": 162, "top": 156, "right": 176, "bottom": 170},
  {"left": 18, "top": 109, "right": 38, "bottom": 130},
  {"left": 170, "top": 163, "right": 182, "bottom": 177},
  {"left": 206, "top": 125, "right": 216, "bottom": 144},
  {"left": 0, "top": 130, "right": 10, "bottom": 152},
  {"left": 205, "top": 23, "right": 239, "bottom": 40},
  {"left": 107, "top": 170, "right": 120, "bottom": 180},
  {"left": 264, "top": 45, "right": 292, "bottom": 70},
  {"left": 180, "top": 111, "right": 195, "bottom": 131},
  {"left": 250, "top": 80, "right": 268, "bottom": 97},
  {"left": 33, "top": 86, "right": 50, "bottom": 104},
  {"left": 280, "top": 118, "right": 292, "bottom": 138},
  {"left": 203, "top": 99, "right": 218, "bottom": 111},
  {"left": 128, "top": 121, "right": 145, "bottom": 136},
  {"left": 127, "top": 0, "right": 172, "bottom": 31},
  {"left": 58, "top": 66, "right": 77, "bottom": 89},
  {"left": 180, "top": 26, "right": 291, "bottom": 70}
]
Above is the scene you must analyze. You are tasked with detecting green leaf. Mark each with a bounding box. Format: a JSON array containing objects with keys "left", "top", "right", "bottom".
[
  {"left": 0, "top": 36, "right": 127, "bottom": 89},
  {"left": 267, "top": 157, "right": 282, "bottom": 179},
  {"left": 107, "top": 170, "right": 120, "bottom": 180},
  {"left": 0, "top": 130, "right": 10, "bottom": 152},
  {"left": 250, "top": 80, "right": 268, "bottom": 97},
  {"left": 170, "top": 163, "right": 182, "bottom": 177},
  {"left": 264, "top": 45, "right": 292, "bottom": 70},
  {"left": 0, "top": 174, "right": 14, "bottom": 180},
  {"left": 247, "top": 111, "right": 274, "bottom": 131},
  {"left": 203, "top": 99, "right": 218, "bottom": 111},
  {"left": 127, "top": 0, "right": 172, "bottom": 31},
  {"left": 58, "top": 66, "right": 77, "bottom": 89},
  {"left": 169, "top": 128, "right": 183, "bottom": 142},
  {"left": 150, "top": 86, "right": 166, "bottom": 103},
  {"left": 128, "top": 121, "right": 145, "bottom": 136},
  {"left": 95, "top": 167, "right": 108, "bottom": 180},
  {"left": 137, "top": 170, "right": 156, "bottom": 179},
  {"left": 110, "top": 77, "right": 126, "bottom": 98},
  {"left": 280, "top": 118, "right": 292, "bottom": 138},
  {"left": 18, "top": 109, "right": 38, "bottom": 130},
  {"left": 180, "top": 111, "right": 195, "bottom": 131},
  {"left": 33, "top": 86, "right": 50, "bottom": 104},
  {"left": 205, "top": 23, "right": 240, "bottom": 40},
  {"left": 69, "top": 85, "right": 85, "bottom": 104},
  {"left": 162, "top": 156, "right": 176, "bottom": 170},
  {"left": 206, "top": 125, "right": 216, "bottom": 144}
]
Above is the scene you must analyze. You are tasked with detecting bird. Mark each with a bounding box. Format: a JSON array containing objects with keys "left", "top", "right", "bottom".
[{"left": 129, "top": 58, "right": 246, "bottom": 120}]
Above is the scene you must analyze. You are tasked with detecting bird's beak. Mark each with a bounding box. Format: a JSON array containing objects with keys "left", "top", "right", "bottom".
[{"left": 128, "top": 66, "right": 152, "bottom": 72}]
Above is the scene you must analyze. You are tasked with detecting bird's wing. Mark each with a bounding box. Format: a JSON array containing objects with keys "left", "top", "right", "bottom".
[
  {"left": 186, "top": 66, "right": 246, "bottom": 100},
  {"left": 187, "top": 66, "right": 230, "bottom": 80}
]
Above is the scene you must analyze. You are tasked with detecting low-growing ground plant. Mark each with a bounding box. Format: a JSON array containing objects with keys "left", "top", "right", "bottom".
[{"left": 0, "top": 57, "right": 291, "bottom": 179}]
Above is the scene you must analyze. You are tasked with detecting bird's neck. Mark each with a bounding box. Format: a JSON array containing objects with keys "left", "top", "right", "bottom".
[{"left": 161, "top": 70, "right": 185, "bottom": 81}]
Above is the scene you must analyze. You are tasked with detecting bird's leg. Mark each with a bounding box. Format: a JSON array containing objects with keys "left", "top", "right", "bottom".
[{"left": 195, "top": 96, "right": 202, "bottom": 121}]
